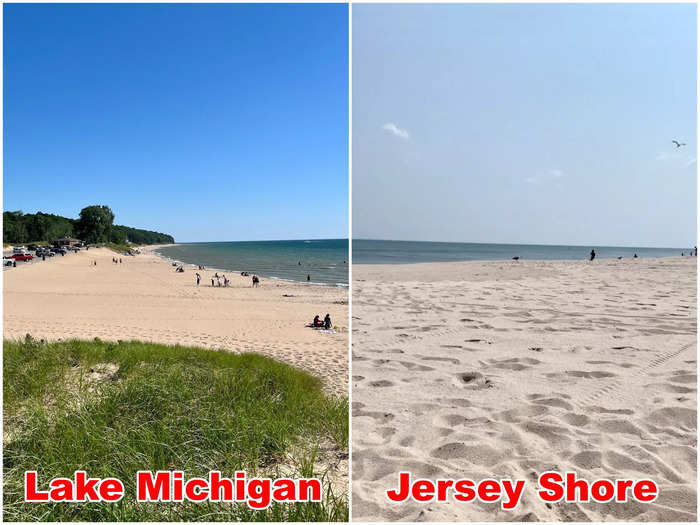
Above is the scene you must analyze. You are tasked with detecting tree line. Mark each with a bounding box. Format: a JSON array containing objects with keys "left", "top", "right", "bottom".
[{"left": 3, "top": 206, "right": 175, "bottom": 245}]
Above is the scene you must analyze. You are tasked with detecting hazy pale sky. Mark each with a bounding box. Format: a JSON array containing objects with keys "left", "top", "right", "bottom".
[{"left": 353, "top": 4, "right": 696, "bottom": 248}]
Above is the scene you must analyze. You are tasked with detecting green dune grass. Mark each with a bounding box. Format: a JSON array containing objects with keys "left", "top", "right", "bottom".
[{"left": 3, "top": 338, "right": 348, "bottom": 521}]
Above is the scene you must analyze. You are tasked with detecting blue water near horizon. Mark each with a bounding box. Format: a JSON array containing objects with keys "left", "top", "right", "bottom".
[
  {"left": 156, "top": 239, "right": 348, "bottom": 286},
  {"left": 353, "top": 239, "right": 689, "bottom": 264}
]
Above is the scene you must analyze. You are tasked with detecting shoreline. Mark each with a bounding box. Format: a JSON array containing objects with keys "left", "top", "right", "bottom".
[
  {"left": 152, "top": 244, "right": 349, "bottom": 288},
  {"left": 354, "top": 254, "right": 689, "bottom": 266}
]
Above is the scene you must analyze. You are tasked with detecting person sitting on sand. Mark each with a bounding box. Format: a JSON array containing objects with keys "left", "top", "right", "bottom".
[
  {"left": 313, "top": 315, "right": 323, "bottom": 327},
  {"left": 324, "top": 313, "right": 331, "bottom": 329},
  {"left": 590, "top": 249, "right": 596, "bottom": 261}
]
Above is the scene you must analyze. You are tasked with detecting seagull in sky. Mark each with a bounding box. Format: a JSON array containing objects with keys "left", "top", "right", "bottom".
[{"left": 672, "top": 140, "right": 686, "bottom": 148}]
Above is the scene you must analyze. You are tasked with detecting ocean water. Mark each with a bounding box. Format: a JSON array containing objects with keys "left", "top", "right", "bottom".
[
  {"left": 353, "top": 239, "right": 688, "bottom": 264},
  {"left": 156, "top": 239, "right": 348, "bottom": 286}
]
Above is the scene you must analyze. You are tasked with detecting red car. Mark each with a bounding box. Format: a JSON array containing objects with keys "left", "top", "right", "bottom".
[{"left": 12, "top": 253, "right": 33, "bottom": 261}]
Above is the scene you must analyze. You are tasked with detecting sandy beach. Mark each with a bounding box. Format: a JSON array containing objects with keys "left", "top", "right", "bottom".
[
  {"left": 3, "top": 245, "right": 348, "bottom": 397},
  {"left": 352, "top": 257, "right": 696, "bottom": 521}
]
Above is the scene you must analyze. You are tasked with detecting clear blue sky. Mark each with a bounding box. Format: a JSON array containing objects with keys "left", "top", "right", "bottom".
[
  {"left": 4, "top": 4, "right": 348, "bottom": 242},
  {"left": 353, "top": 4, "right": 696, "bottom": 248}
]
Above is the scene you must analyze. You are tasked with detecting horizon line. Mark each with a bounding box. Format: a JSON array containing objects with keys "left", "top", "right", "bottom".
[
  {"left": 354, "top": 238, "right": 689, "bottom": 251},
  {"left": 173, "top": 237, "right": 349, "bottom": 244}
]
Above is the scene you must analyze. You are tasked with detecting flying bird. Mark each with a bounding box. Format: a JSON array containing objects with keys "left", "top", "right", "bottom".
[{"left": 672, "top": 140, "right": 686, "bottom": 148}]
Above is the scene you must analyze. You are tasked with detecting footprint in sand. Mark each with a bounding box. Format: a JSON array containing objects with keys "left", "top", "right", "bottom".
[
  {"left": 398, "top": 361, "right": 434, "bottom": 372},
  {"left": 368, "top": 379, "right": 394, "bottom": 388},
  {"left": 489, "top": 357, "right": 541, "bottom": 371},
  {"left": 453, "top": 371, "right": 493, "bottom": 389},
  {"left": 420, "top": 356, "right": 460, "bottom": 365},
  {"left": 566, "top": 370, "right": 616, "bottom": 379}
]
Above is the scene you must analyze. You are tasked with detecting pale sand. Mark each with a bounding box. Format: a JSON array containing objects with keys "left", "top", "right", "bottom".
[
  {"left": 3, "top": 246, "right": 348, "bottom": 397},
  {"left": 352, "top": 257, "right": 696, "bottom": 522}
]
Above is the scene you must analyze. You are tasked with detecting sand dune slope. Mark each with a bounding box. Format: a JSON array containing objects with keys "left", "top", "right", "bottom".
[
  {"left": 352, "top": 257, "right": 696, "bottom": 521},
  {"left": 3, "top": 247, "right": 348, "bottom": 397}
]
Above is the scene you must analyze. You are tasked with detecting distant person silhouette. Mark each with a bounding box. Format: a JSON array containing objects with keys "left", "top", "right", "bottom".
[
  {"left": 307, "top": 274, "right": 311, "bottom": 282},
  {"left": 590, "top": 249, "right": 596, "bottom": 261}
]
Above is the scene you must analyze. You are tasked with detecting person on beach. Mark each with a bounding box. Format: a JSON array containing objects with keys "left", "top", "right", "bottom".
[
  {"left": 119, "top": 258, "right": 122, "bottom": 264},
  {"left": 590, "top": 249, "right": 596, "bottom": 261},
  {"left": 252, "top": 275, "right": 260, "bottom": 287},
  {"left": 196, "top": 273, "right": 201, "bottom": 285},
  {"left": 211, "top": 278, "right": 215, "bottom": 287},
  {"left": 324, "top": 313, "right": 332, "bottom": 329},
  {"left": 307, "top": 274, "right": 311, "bottom": 282},
  {"left": 313, "top": 315, "right": 323, "bottom": 327},
  {"left": 634, "top": 254, "right": 638, "bottom": 258}
]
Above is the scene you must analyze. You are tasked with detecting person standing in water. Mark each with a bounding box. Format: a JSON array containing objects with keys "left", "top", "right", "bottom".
[
  {"left": 590, "top": 249, "right": 596, "bottom": 261},
  {"left": 307, "top": 274, "right": 311, "bottom": 282}
]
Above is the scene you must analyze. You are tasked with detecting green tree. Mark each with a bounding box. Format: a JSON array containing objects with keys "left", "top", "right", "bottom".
[
  {"left": 109, "top": 227, "right": 128, "bottom": 244},
  {"left": 76, "top": 205, "right": 115, "bottom": 243}
]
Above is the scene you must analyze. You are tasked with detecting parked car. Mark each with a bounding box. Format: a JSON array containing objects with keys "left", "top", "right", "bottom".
[
  {"left": 12, "top": 246, "right": 26, "bottom": 254},
  {"left": 12, "top": 253, "right": 33, "bottom": 261}
]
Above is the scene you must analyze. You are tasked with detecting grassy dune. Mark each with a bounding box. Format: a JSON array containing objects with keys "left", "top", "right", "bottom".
[{"left": 3, "top": 338, "right": 348, "bottom": 521}]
